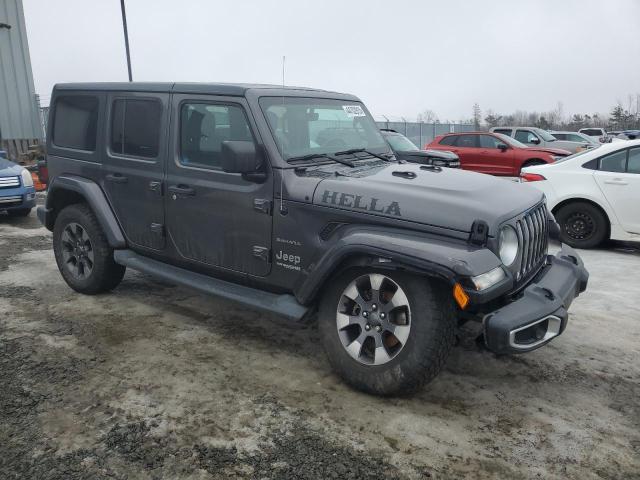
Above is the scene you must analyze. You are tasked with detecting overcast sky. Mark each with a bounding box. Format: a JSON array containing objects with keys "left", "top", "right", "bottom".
[{"left": 22, "top": 0, "right": 640, "bottom": 121}]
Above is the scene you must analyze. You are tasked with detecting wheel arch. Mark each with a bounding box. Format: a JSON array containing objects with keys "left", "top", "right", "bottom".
[
  {"left": 551, "top": 197, "right": 612, "bottom": 239},
  {"left": 42, "top": 175, "right": 126, "bottom": 248}
]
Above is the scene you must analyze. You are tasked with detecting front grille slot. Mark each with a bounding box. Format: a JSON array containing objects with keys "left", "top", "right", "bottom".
[
  {"left": 0, "top": 195, "right": 23, "bottom": 206},
  {"left": 0, "top": 176, "right": 20, "bottom": 188},
  {"left": 514, "top": 203, "right": 548, "bottom": 281}
]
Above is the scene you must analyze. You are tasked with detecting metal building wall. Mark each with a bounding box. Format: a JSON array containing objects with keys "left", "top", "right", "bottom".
[{"left": 0, "top": 0, "right": 42, "bottom": 155}]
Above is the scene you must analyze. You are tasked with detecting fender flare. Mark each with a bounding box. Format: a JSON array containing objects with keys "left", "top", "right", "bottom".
[
  {"left": 43, "top": 175, "right": 126, "bottom": 248},
  {"left": 294, "top": 225, "right": 503, "bottom": 305}
]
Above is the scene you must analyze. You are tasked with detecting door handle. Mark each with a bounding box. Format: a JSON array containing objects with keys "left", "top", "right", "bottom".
[
  {"left": 168, "top": 185, "right": 195, "bottom": 197},
  {"left": 105, "top": 173, "right": 128, "bottom": 184},
  {"left": 604, "top": 179, "right": 628, "bottom": 185}
]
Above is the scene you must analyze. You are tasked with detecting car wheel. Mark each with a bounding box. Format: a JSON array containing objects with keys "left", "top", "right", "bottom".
[
  {"left": 53, "top": 203, "right": 126, "bottom": 294},
  {"left": 8, "top": 208, "right": 32, "bottom": 217},
  {"left": 555, "top": 202, "right": 608, "bottom": 249},
  {"left": 318, "top": 269, "right": 455, "bottom": 395}
]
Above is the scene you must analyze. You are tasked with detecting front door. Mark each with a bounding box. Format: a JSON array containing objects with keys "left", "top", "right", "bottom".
[
  {"left": 165, "top": 94, "right": 273, "bottom": 276},
  {"left": 102, "top": 92, "right": 169, "bottom": 251},
  {"left": 478, "top": 134, "right": 515, "bottom": 175},
  {"left": 594, "top": 146, "right": 640, "bottom": 234}
]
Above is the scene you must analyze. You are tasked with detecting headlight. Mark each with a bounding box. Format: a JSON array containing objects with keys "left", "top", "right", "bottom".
[
  {"left": 20, "top": 168, "right": 34, "bottom": 187},
  {"left": 499, "top": 225, "right": 519, "bottom": 266}
]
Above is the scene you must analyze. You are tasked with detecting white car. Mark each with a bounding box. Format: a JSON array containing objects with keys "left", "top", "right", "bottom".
[{"left": 520, "top": 140, "right": 640, "bottom": 248}]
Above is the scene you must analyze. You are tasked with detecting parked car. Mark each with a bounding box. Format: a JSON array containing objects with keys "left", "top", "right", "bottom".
[
  {"left": 521, "top": 140, "right": 640, "bottom": 248},
  {"left": 491, "top": 126, "right": 590, "bottom": 153},
  {"left": 549, "top": 131, "right": 599, "bottom": 151},
  {"left": 0, "top": 155, "right": 36, "bottom": 217},
  {"left": 39, "top": 82, "right": 588, "bottom": 395},
  {"left": 578, "top": 127, "right": 613, "bottom": 143},
  {"left": 426, "top": 131, "right": 570, "bottom": 176},
  {"left": 380, "top": 129, "right": 460, "bottom": 168}
]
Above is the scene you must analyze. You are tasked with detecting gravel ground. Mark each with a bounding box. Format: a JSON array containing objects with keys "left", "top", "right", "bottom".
[{"left": 1, "top": 208, "right": 639, "bottom": 479}]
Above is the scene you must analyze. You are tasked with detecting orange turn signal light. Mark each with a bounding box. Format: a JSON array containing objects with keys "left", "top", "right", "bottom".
[{"left": 453, "top": 283, "right": 470, "bottom": 310}]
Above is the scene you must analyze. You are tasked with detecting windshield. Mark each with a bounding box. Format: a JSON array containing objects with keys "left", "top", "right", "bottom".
[
  {"left": 259, "top": 97, "right": 390, "bottom": 161},
  {"left": 384, "top": 133, "right": 419, "bottom": 152},
  {"left": 538, "top": 130, "right": 556, "bottom": 141},
  {"left": 495, "top": 133, "right": 528, "bottom": 148}
]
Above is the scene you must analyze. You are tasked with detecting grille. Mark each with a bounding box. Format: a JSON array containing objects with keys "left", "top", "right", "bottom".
[
  {"left": 0, "top": 195, "right": 23, "bottom": 206},
  {"left": 0, "top": 176, "right": 20, "bottom": 188},
  {"left": 514, "top": 203, "right": 549, "bottom": 281}
]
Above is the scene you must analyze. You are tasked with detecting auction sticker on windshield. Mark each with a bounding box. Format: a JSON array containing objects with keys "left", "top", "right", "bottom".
[{"left": 343, "top": 105, "right": 366, "bottom": 117}]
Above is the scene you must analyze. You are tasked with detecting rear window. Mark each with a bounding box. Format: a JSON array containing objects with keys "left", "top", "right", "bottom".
[
  {"left": 599, "top": 150, "right": 627, "bottom": 173},
  {"left": 52, "top": 95, "right": 99, "bottom": 151},
  {"left": 493, "top": 128, "right": 512, "bottom": 136},
  {"left": 580, "top": 129, "right": 602, "bottom": 136},
  {"left": 438, "top": 136, "right": 457, "bottom": 146},
  {"left": 110, "top": 99, "right": 162, "bottom": 158}
]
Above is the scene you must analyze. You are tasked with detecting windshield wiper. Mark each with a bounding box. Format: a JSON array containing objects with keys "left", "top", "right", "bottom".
[
  {"left": 287, "top": 152, "right": 355, "bottom": 168},
  {"left": 334, "top": 148, "right": 393, "bottom": 162}
]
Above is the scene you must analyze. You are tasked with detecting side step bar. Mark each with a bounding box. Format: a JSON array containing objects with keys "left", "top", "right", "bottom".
[{"left": 113, "top": 250, "right": 309, "bottom": 322}]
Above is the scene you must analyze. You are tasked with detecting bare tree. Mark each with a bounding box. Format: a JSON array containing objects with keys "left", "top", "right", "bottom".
[
  {"left": 417, "top": 109, "right": 438, "bottom": 123},
  {"left": 472, "top": 103, "right": 481, "bottom": 129}
]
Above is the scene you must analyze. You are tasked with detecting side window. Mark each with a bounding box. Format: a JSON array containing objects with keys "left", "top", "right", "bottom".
[
  {"left": 111, "top": 99, "right": 162, "bottom": 158},
  {"left": 493, "top": 128, "right": 511, "bottom": 136},
  {"left": 627, "top": 148, "right": 640, "bottom": 174},
  {"left": 439, "top": 136, "right": 457, "bottom": 146},
  {"left": 456, "top": 135, "right": 478, "bottom": 148},
  {"left": 582, "top": 159, "right": 598, "bottom": 170},
  {"left": 599, "top": 150, "right": 627, "bottom": 173},
  {"left": 569, "top": 134, "right": 584, "bottom": 142},
  {"left": 514, "top": 130, "right": 538, "bottom": 144},
  {"left": 180, "top": 103, "right": 253, "bottom": 170},
  {"left": 52, "top": 95, "right": 99, "bottom": 151},
  {"left": 479, "top": 135, "right": 506, "bottom": 149},
  {"left": 553, "top": 133, "right": 566, "bottom": 140}
]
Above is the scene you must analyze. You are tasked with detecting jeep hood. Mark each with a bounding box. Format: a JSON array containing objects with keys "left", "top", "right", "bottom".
[{"left": 312, "top": 162, "right": 543, "bottom": 234}]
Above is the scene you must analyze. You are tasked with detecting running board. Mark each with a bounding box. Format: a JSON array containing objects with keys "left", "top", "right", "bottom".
[{"left": 113, "top": 250, "right": 309, "bottom": 322}]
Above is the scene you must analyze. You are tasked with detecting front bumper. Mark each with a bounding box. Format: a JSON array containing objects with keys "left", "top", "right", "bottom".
[
  {"left": 483, "top": 244, "right": 588, "bottom": 354},
  {"left": 0, "top": 188, "right": 36, "bottom": 212}
]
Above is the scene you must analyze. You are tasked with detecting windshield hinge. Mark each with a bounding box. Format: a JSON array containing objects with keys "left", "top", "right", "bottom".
[{"left": 253, "top": 198, "right": 272, "bottom": 215}]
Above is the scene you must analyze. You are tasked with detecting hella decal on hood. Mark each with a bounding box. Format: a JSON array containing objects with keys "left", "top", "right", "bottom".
[{"left": 321, "top": 190, "right": 402, "bottom": 217}]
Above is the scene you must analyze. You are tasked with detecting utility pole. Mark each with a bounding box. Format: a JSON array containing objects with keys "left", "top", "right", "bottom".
[{"left": 120, "top": 0, "right": 133, "bottom": 82}]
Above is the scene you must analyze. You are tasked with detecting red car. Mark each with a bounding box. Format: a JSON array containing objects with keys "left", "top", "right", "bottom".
[{"left": 426, "top": 132, "right": 571, "bottom": 176}]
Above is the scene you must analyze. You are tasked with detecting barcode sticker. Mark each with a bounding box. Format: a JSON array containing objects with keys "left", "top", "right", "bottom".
[{"left": 342, "top": 105, "right": 366, "bottom": 117}]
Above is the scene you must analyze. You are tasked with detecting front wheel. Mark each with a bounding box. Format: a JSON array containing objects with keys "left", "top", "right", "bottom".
[{"left": 318, "top": 269, "right": 455, "bottom": 395}]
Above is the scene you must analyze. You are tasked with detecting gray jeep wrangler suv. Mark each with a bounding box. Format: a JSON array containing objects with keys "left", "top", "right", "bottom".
[{"left": 38, "top": 83, "right": 589, "bottom": 395}]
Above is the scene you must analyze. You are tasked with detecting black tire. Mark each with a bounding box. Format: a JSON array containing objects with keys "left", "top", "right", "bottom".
[
  {"left": 53, "top": 203, "right": 126, "bottom": 294},
  {"left": 8, "top": 208, "right": 32, "bottom": 217},
  {"left": 555, "top": 201, "right": 608, "bottom": 249},
  {"left": 318, "top": 268, "right": 455, "bottom": 396}
]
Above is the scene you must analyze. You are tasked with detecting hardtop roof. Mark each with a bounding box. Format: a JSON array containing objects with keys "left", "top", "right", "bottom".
[{"left": 52, "top": 82, "right": 359, "bottom": 100}]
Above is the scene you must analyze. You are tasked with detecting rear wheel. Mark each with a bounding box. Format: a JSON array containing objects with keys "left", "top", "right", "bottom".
[
  {"left": 318, "top": 269, "right": 455, "bottom": 395},
  {"left": 555, "top": 201, "right": 608, "bottom": 249},
  {"left": 53, "top": 203, "right": 126, "bottom": 294}
]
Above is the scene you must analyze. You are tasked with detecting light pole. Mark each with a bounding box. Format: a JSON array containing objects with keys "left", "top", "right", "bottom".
[{"left": 120, "top": 0, "right": 132, "bottom": 82}]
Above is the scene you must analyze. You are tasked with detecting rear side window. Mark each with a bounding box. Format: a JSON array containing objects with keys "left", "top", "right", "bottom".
[
  {"left": 111, "top": 99, "right": 162, "bottom": 158},
  {"left": 581, "top": 129, "right": 602, "bottom": 136},
  {"left": 438, "top": 136, "right": 457, "bottom": 146},
  {"left": 52, "top": 96, "right": 99, "bottom": 151},
  {"left": 599, "top": 150, "right": 627, "bottom": 173},
  {"left": 455, "top": 135, "right": 477, "bottom": 148},
  {"left": 180, "top": 103, "right": 254, "bottom": 170}
]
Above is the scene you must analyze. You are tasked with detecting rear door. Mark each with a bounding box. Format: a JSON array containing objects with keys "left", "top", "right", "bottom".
[
  {"left": 102, "top": 92, "right": 168, "bottom": 251},
  {"left": 164, "top": 94, "right": 273, "bottom": 276},
  {"left": 594, "top": 147, "right": 640, "bottom": 234}
]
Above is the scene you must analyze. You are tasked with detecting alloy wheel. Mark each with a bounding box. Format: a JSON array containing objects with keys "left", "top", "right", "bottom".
[
  {"left": 336, "top": 273, "right": 411, "bottom": 366},
  {"left": 60, "top": 222, "right": 95, "bottom": 279}
]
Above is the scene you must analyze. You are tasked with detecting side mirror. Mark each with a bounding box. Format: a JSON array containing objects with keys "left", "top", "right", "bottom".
[
  {"left": 530, "top": 137, "right": 541, "bottom": 145},
  {"left": 221, "top": 141, "right": 266, "bottom": 182},
  {"left": 497, "top": 143, "right": 508, "bottom": 151}
]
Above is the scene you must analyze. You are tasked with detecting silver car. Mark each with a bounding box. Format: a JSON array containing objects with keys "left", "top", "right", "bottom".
[
  {"left": 490, "top": 126, "right": 591, "bottom": 153},
  {"left": 549, "top": 131, "right": 599, "bottom": 151}
]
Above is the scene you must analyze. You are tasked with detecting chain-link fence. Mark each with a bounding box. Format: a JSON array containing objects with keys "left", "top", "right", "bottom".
[{"left": 375, "top": 121, "right": 475, "bottom": 148}]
